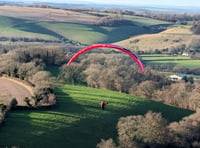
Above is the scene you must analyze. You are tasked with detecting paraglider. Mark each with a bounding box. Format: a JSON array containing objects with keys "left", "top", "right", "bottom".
[
  {"left": 67, "top": 43, "right": 145, "bottom": 73},
  {"left": 99, "top": 101, "right": 108, "bottom": 110}
]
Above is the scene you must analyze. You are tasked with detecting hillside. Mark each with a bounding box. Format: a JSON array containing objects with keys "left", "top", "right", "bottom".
[
  {"left": 117, "top": 25, "right": 200, "bottom": 51},
  {"left": 141, "top": 54, "right": 200, "bottom": 68},
  {"left": 0, "top": 6, "right": 171, "bottom": 45},
  {"left": 0, "top": 84, "right": 193, "bottom": 148}
]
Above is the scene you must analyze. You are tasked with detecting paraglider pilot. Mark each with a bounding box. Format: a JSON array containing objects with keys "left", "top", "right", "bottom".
[{"left": 99, "top": 101, "right": 108, "bottom": 110}]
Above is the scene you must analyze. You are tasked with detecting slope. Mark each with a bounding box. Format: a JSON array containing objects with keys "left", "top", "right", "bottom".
[
  {"left": 117, "top": 25, "right": 200, "bottom": 51},
  {"left": 0, "top": 84, "right": 193, "bottom": 148},
  {"left": 0, "top": 6, "right": 171, "bottom": 45}
]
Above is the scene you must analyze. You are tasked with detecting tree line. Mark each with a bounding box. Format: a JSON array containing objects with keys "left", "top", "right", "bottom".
[{"left": 97, "top": 110, "right": 200, "bottom": 148}]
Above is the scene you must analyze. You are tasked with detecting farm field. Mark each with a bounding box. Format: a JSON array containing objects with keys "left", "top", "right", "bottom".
[
  {"left": 0, "top": 6, "right": 99, "bottom": 24},
  {"left": 117, "top": 25, "right": 200, "bottom": 51},
  {"left": 39, "top": 22, "right": 150, "bottom": 44},
  {"left": 141, "top": 54, "right": 200, "bottom": 68},
  {"left": 0, "top": 84, "right": 193, "bottom": 148},
  {"left": 88, "top": 11, "right": 171, "bottom": 26},
  {"left": 0, "top": 6, "right": 171, "bottom": 45},
  {"left": 0, "top": 77, "right": 33, "bottom": 106}
]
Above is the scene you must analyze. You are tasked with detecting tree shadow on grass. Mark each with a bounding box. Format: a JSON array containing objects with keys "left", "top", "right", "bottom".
[
  {"left": 0, "top": 87, "right": 194, "bottom": 148},
  {"left": 13, "top": 98, "right": 193, "bottom": 148}
]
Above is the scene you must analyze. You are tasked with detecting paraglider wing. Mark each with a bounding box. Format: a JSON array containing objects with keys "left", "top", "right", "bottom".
[{"left": 67, "top": 43, "right": 145, "bottom": 72}]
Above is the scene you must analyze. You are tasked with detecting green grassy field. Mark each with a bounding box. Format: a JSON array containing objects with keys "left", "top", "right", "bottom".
[
  {"left": 0, "top": 16, "right": 152, "bottom": 45},
  {"left": 0, "top": 84, "right": 193, "bottom": 148},
  {"left": 0, "top": 6, "right": 172, "bottom": 45},
  {"left": 123, "top": 15, "right": 171, "bottom": 26},
  {"left": 0, "top": 16, "right": 57, "bottom": 41},
  {"left": 142, "top": 55, "right": 200, "bottom": 68},
  {"left": 89, "top": 11, "right": 170, "bottom": 26},
  {"left": 117, "top": 25, "right": 200, "bottom": 51},
  {"left": 39, "top": 22, "right": 151, "bottom": 44}
]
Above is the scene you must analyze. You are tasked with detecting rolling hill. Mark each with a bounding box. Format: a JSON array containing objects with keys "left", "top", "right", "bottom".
[
  {"left": 117, "top": 25, "right": 200, "bottom": 51},
  {"left": 0, "top": 6, "right": 171, "bottom": 45},
  {"left": 0, "top": 84, "right": 193, "bottom": 148}
]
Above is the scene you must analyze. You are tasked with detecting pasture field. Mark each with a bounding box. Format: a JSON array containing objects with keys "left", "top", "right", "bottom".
[
  {"left": 123, "top": 15, "right": 171, "bottom": 26},
  {"left": 117, "top": 25, "right": 200, "bottom": 51},
  {"left": 88, "top": 11, "right": 170, "bottom": 26},
  {"left": 0, "top": 6, "right": 98, "bottom": 24},
  {"left": 39, "top": 22, "right": 150, "bottom": 44},
  {"left": 0, "top": 16, "right": 58, "bottom": 41},
  {"left": 0, "top": 84, "right": 193, "bottom": 148},
  {"left": 142, "top": 54, "right": 200, "bottom": 68}
]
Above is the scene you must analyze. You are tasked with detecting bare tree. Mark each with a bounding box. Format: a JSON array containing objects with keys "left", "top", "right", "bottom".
[
  {"left": 96, "top": 138, "right": 116, "bottom": 148},
  {"left": 117, "top": 111, "right": 169, "bottom": 148}
]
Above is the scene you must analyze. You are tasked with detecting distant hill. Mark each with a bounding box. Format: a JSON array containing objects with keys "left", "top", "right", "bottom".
[
  {"left": 0, "top": 6, "right": 170, "bottom": 45},
  {"left": 117, "top": 25, "right": 200, "bottom": 52},
  {"left": 1, "top": 1, "right": 200, "bottom": 14}
]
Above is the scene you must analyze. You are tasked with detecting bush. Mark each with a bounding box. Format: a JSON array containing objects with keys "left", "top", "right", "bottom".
[{"left": 10, "top": 98, "right": 18, "bottom": 109}]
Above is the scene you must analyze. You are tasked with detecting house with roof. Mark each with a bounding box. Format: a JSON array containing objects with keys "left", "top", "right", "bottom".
[{"left": 168, "top": 74, "right": 188, "bottom": 82}]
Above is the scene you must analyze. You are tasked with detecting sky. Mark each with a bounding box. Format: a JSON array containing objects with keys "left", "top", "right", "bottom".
[{"left": 11, "top": 0, "right": 200, "bottom": 7}]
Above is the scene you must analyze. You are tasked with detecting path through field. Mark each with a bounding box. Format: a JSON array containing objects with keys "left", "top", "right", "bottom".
[{"left": 0, "top": 77, "right": 32, "bottom": 106}]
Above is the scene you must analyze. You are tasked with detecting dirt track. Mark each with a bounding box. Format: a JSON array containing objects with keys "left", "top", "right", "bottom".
[{"left": 0, "top": 77, "right": 32, "bottom": 106}]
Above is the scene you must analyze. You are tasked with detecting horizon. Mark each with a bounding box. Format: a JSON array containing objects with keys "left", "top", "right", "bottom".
[{"left": 2, "top": 0, "right": 200, "bottom": 8}]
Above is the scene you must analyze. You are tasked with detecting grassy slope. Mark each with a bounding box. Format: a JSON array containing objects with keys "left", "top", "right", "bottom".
[
  {"left": 0, "top": 6, "right": 171, "bottom": 45},
  {"left": 89, "top": 11, "right": 170, "bottom": 26},
  {"left": 117, "top": 25, "right": 200, "bottom": 51},
  {"left": 0, "top": 15, "right": 153, "bottom": 45},
  {"left": 39, "top": 22, "right": 150, "bottom": 44},
  {"left": 0, "top": 84, "right": 193, "bottom": 148},
  {"left": 0, "top": 16, "right": 57, "bottom": 40},
  {"left": 141, "top": 54, "right": 200, "bottom": 68}
]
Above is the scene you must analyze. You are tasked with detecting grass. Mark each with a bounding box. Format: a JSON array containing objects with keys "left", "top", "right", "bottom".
[
  {"left": 0, "top": 16, "right": 57, "bottom": 40},
  {"left": 0, "top": 84, "right": 193, "bottom": 148},
  {"left": 38, "top": 22, "right": 150, "bottom": 45},
  {"left": 0, "top": 16, "right": 151, "bottom": 45},
  {"left": 123, "top": 15, "right": 171, "bottom": 26},
  {"left": 89, "top": 11, "right": 170, "bottom": 26},
  {"left": 117, "top": 25, "right": 200, "bottom": 51},
  {"left": 44, "top": 65, "right": 60, "bottom": 77},
  {"left": 0, "top": 7, "right": 173, "bottom": 45},
  {"left": 142, "top": 54, "right": 200, "bottom": 68}
]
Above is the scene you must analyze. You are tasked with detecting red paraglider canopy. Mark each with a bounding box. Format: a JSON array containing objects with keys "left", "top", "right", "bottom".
[{"left": 67, "top": 43, "right": 145, "bottom": 73}]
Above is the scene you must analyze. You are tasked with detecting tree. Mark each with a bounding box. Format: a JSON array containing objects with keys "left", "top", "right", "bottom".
[
  {"left": 133, "top": 81, "right": 158, "bottom": 98},
  {"left": 24, "top": 97, "right": 32, "bottom": 107},
  {"left": 83, "top": 64, "right": 103, "bottom": 88},
  {"left": 189, "top": 83, "right": 200, "bottom": 110},
  {"left": 10, "top": 98, "right": 18, "bottom": 109},
  {"left": 0, "top": 104, "right": 7, "bottom": 112},
  {"left": 117, "top": 111, "right": 169, "bottom": 148},
  {"left": 30, "top": 71, "right": 56, "bottom": 106},
  {"left": 168, "top": 111, "right": 200, "bottom": 147},
  {"left": 155, "top": 82, "right": 191, "bottom": 109},
  {"left": 191, "top": 21, "right": 200, "bottom": 34},
  {"left": 60, "top": 64, "right": 86, "bottom": 84},
  {"left": 96, "top": 139, "right": 116, "bottom": 148}
]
